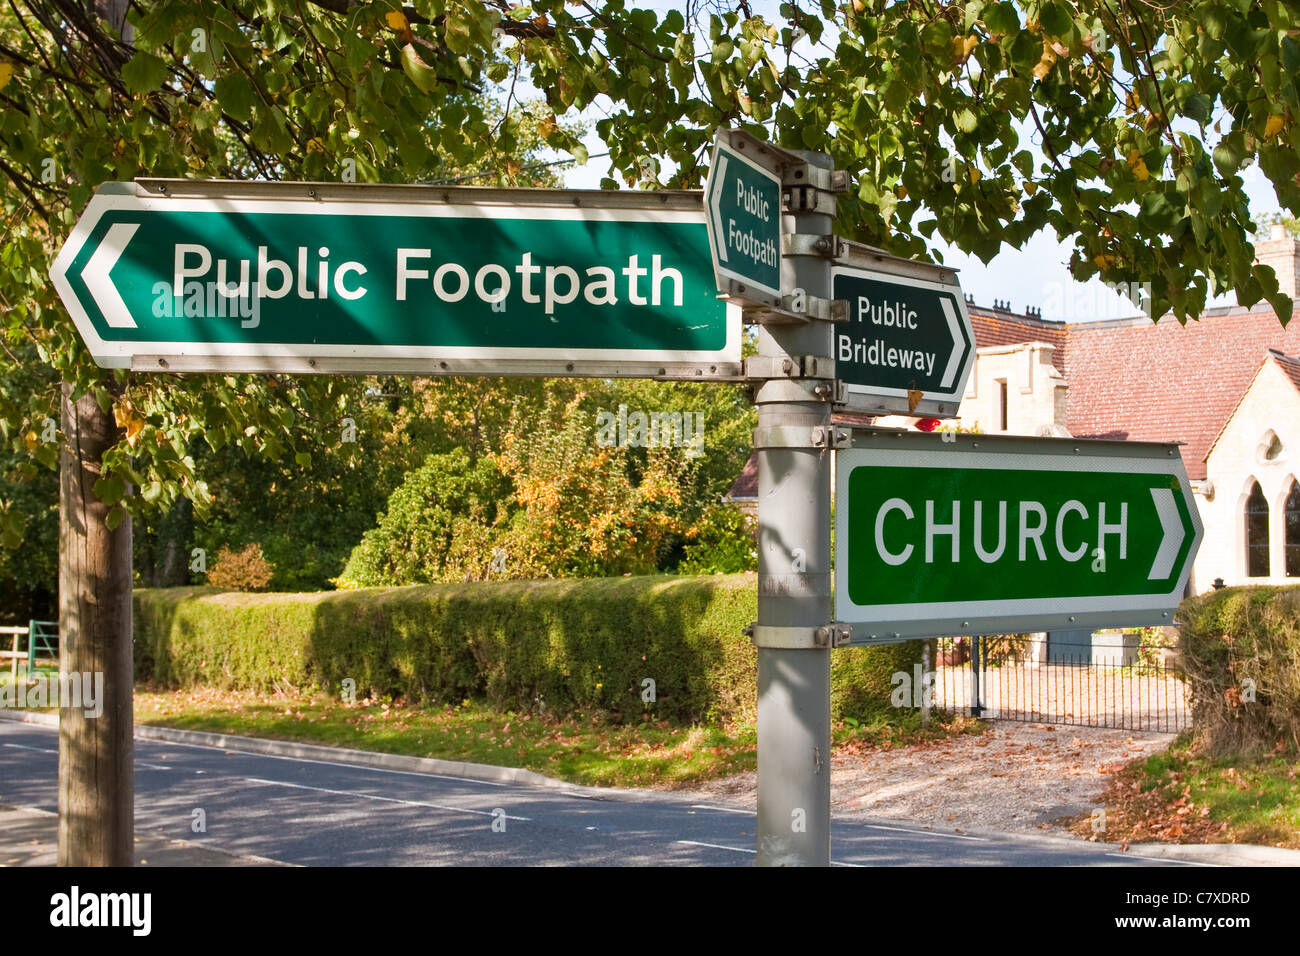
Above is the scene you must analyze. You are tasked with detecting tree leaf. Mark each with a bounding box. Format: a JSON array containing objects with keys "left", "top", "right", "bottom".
[
  {"left": 121, "top": 52, "right": 168, "bottom": 95},
  {"left": 214, "top": 73, "right": 255, "bottom": 122},
  {"left": 401, "top": 43, "right": 441, "bottom": 93},
  {"left": 1039, "top": 2, "right": 1072, "bottom": 38},
  {"left": 983, "top": 2, "right": 1020, "bottom": 35}
]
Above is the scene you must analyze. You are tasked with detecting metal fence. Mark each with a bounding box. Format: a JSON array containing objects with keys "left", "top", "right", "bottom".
[{"left": 931, "top": 635, "right": 1191, "bottom": 733}]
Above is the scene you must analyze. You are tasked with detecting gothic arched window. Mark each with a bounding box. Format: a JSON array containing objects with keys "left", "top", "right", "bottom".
[
  {"left": 1286, "top": 481, "right": 1300, "bottom": 578},
  {"left": 1246, "top": 481, "right": 1270, "bottom": 578}
]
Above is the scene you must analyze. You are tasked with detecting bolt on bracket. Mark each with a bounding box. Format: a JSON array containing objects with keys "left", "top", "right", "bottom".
[
  {"left": 782, "top": 185, "right": 839, "bottom": 216},
  {"left": 782, "top": 165, "right": 851, "bottom": 194},
  {"left": 781, "top": 233, "right": 845, "bottom": 258},
  {"left": 809, "top": 424, "right": 852, "bottom": 449},
  {"left": 744, "top": 622, "right": 852, "bottom": 649},
  {"left": 744, "top": 355, "right": 836, "bottom": 381},
  {"left": 742, "top": 295, "right": 847, "bottom": 326},
  {"left": 754, "top": 424, "right": 850, "bottom": 449}
]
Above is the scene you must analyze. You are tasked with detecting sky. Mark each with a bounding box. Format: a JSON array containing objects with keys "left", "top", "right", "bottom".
[
  {"left": 541, "top": 2, "right": 1287, "bottom": 324},
  {"left": 562, "top": 138, "right": 1283, "bottom": 325}
]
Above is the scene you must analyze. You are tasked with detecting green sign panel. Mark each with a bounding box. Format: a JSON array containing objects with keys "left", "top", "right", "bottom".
[
  {"left": 832, "top": 257, "right": 973, "bottom": 416},
  {"left": 705, "top": 135, "right": 783, "bottom": 304},
  {"left": 51, "top": 181, "right": 739, "bottom": 377},
  {"left": 835, "top": 431, "right": 1202, "bottom": 642}
]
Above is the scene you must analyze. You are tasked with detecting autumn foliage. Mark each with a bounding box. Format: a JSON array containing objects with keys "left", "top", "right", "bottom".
[{"left": 206, "top": 543, "right": 275, "bottom": 592}]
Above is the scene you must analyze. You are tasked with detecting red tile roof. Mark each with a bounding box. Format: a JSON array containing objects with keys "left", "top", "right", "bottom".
[
  {"left": 1202, "top": 350, "right": 1300, "bottom": 464},
  {"left": 969, "top": 309, "right": 1068, "bottom": 373},
  {"left": 1273, "top": 349, "right": 1300, "bottom": 393},
  {"left": 1063, "top": 307, "right": 1300, "bottom": 479}
]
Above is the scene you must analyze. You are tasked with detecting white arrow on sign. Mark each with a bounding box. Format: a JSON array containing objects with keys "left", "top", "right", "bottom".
[
  {"left": 1148, "top": 487, "right": 1185, "bottom": 579},
  {"left": 83, "top": 222, "right": 139, "bottom": 329},
  {"left": 939, "top": 298, "right": 962, "bottom": 389},
  {"left": 708, "top": 154, "right": 729, "bottom": 264}
]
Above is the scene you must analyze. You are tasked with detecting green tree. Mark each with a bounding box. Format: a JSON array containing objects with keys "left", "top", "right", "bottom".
[
  {"left": 338, "top": 374, "right": 756, "bottom": 584},
  {"left": 337, "top": 447, "right": 513, "bottom": 586},
  {"left": 0, "top": 0, "right": 1296, "bottom": 553}
]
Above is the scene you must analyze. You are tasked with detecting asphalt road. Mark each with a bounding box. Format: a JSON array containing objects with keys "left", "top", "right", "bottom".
[{"left": 0, "top": 720, "right": 1201, "bottom": 867}]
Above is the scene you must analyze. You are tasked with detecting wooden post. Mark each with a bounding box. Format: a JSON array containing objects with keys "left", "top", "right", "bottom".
[{"left": 58, "top": 383, "right": 133, "bottom": 866}]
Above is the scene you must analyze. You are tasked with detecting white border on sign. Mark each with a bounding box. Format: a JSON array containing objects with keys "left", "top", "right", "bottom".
[
  {"left": 51, "top": 190, "right": 742, "bottom": 370},
  {"left": 833, "top": 445, "right": 1203, "bottom": 626},
  {"left": 704, "top": 141, "right": 784, "bottom": 303},
  {"left": 830, "top": 265, "right": 974, "bottom": 407}
]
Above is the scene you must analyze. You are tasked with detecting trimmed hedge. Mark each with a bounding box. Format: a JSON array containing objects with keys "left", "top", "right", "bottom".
[
  {"left": 1178, "top": 585, "right": 1300, "bottom": 756},
  {"left": 134, "top": 575, "right": 928, "bottom": 725}
]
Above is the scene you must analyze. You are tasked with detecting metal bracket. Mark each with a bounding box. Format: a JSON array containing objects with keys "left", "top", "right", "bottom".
[
  {"left": 741, "top": 295, "right": 847, "bottom": 326},
  {"left": 721, "top": 278, "right": 783, "bottom": 310},
  {"left": 782, "top": 165, "right": 851, "bottom": 194},
  {"left": 744, "top": 622, "right": 852, "bottom": 649},
  {"left": 782, "top": 185, "right": 838, "bottom": 216},
  {"left": 781, "top": 233, "right": 844, "bottom": 258},
  {"left": 812, "top": 424, "right": 852, "bottom": 449},
  {"left": 744, "top": 354, "right": 835, "bottom": 380},
  {"left": 752, "top": 423, "right": 850, "bottom": 449},
  {"left": 824, "top": 380, "right": 847, "bottom": 404}
]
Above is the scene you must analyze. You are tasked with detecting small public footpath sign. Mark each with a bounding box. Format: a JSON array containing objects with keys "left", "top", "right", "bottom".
[
  {"left": 835, "top": 429, "right": 1203, "bottom": 642},
  {"left": 50, "top": 179, "right": 740, "bottom": 378},
  {"left": 832, "top": 241, "right": 974, "bottom": 418},
  {"left": 704, "top": 128, "right": 787, "bottom": 307}
]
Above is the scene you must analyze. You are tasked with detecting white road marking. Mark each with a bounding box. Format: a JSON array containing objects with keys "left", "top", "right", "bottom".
[
  {"left": 675, "top": 840, "right": 861, "bottom": 866},
  {"left": 688, "top": 805, "right": 988, "bottom": 846},
  {"left": 689, "top": 804, "right": 754, "bottom": 815},
  {"left": 240, "top": 775, "right": 530, "bottom": 821},
  {"left": 678, "top": 839, "right": 753, "bottom": 854},
  {"left": 3, "top": 742, "right": 55, "bottom": 754},
  {"left": 863, "top": 823, "right": 989, "bottom": 842},
  {"left": 137, "top": 736, "right": 510, "bottom": 786},
  {"left": 1105, "top": 852, "right": 1216, "bottom": 867}
]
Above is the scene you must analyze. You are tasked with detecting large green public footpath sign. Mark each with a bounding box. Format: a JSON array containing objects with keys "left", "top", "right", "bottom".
[{"left": 52, "top": 180, "right": 739, "bottom": 377}]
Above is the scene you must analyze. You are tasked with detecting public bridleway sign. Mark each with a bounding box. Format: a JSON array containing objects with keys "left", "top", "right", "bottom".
[
  {"left": 832, "top": 241, "right": 974, "bottom": 419},
  {"left": 50, "top": 179, "right": 740, "bottom": 378},
  {"left": 835, "top": 429, "right": 1203, "bottom": 643}
]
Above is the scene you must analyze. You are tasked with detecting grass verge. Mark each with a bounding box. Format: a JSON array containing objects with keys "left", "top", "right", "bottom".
[
  {"left": 133, "top": 684, "right": 974, "bottom": 789},
  {"left": 1064, "top": 733, "right": 1300, "bottom": 848}
]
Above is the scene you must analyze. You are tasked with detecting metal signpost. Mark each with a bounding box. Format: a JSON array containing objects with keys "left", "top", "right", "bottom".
[
  {"left": 834, "top": 428, "right": 1204, "bottom": 643},
  {"left": 703, "top": 130, "right": 849, "bottom": 867},
  {"left": 832, "top": 240, "right": 974, "bottom": 418},
  {"left": 51, "top": 179, "right": 740, "bottom": 379}
]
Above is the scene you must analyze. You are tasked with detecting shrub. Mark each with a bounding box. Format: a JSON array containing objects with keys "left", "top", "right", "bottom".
[
  {"left": 335, "top": 449, "right": 513, "bottom": 588},
  {"left": 677, "top": 503, "right": 757, "bottom": 574},
  {"left": 833, "top": 640, "right": 938, "bottom": 721},
  {"left": 1177, "top": 585, "right": 1300, "bottom": 756},
  {"left": 206, "top": 543, "right": 274, "bottom": 591},
  {"left": 134, "top": 574, "right": 928, "bottom": 726}
]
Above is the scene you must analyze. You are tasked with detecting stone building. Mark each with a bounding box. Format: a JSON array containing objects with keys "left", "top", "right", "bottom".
[{"left": 1196, "top": 349, "right": 1300, "bottom": 588}]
